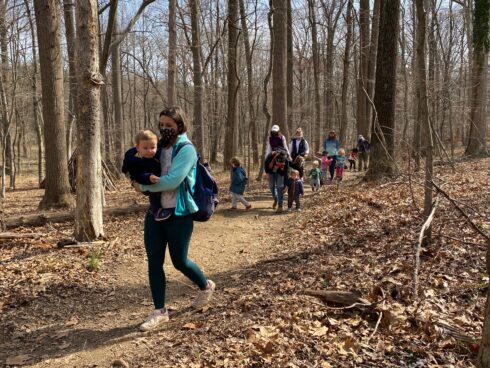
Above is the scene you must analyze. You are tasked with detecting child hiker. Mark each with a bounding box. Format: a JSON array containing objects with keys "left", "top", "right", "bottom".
[
  {"left": 308, "top": 161, "right": 322, "bottom": 191},
  {"left": 285, "top": 169, "right": 304, "bottom": 211},
  {"left": 348, "top": 148, "right": 358, "bottom": 171},
  {"left": 122, "top": 130, "right": 172, "bottom": 221},
  {"left": 229, "top": 157, "right": 252, "bottom": 211},
  {"left": 335, "top": 148, "right": 347, "bottom": 181},
  {"left": 317, "top": 151, "right": 332, "bottom": 183}
]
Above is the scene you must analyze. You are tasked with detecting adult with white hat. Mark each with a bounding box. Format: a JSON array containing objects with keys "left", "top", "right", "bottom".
[
  {"left": 289, "top": 127, "right": 309, "bottom": 178},
  {"left": 265, "top": 124, "right": 290, "bottom": 157}
]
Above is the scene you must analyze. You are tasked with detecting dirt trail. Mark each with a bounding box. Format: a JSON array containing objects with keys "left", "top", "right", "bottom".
[{"left": 2, "top": 183, "right": 321, "bottom": 368}]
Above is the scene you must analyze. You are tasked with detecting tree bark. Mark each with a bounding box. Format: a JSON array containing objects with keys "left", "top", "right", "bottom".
[
  {"left": 272, "top": 0, "right": 287, "bottom": 135},
  {"left": 112, "top": 15, "right": 124, "bottom": 173},
  {"left": 357, "top": 0, "right": 370, "bottom": 138},
  {"left": 239, "top": 0, "right": 259, "bottom": 165},
  {"left": 167, "top": 0, "right": 177, "bottom": 105},
  {"left": 365, "top": 0, "right": 400, "bottom": 179},
  {"left": 224, "top": 0, "right": 239, "bottom": 168},
  {"left": 366, "top": 0, "right": 380, "bottom": 132},
  {"left": 465, "top": 0, "right": 489, "bottom": 157},
  {"left": 63, "top": 0, "right": 77, "bottom": 159},
  {"left": 339, "top": 0, "right": 353, "bottom": 145},
  {"left": 74, "top": 0, "right": 104, "bottom": 241},
  {"left": 33, "top": 0, "right": 73, "bottom": 209},
  {"left": 286, "top": 0, "right": 294, "bottom": 138},
  {"left": 190, "top": 0, "right": 205, "bottom": 156},
  {"left": 307, "top": 0, "right": 321, "bottom": 153}
]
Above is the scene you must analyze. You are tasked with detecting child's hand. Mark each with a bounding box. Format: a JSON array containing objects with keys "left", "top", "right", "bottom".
[{"left": 149, "top": 175, "right": 160, "bottom": 184}]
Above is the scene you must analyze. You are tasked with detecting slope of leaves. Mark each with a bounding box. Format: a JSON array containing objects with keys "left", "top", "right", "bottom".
[{"left": 132, "top": 158, "right": 489, "bottom": 367}]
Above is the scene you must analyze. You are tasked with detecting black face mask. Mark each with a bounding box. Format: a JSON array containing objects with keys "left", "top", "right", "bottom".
[{"left": 160, "top": 127, "right": 177, "bottom": 147}]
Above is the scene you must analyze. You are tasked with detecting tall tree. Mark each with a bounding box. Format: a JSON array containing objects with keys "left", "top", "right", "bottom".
[
  {"left": 271, "top": 0, "right": 287, "bottom": 133},
  {"left": 339, "top": 0, "right": 353, "bottom": 144},
  {"left": 33, "top": 0, "right": 73, "bottom": 209},
  {"left": 286, "top": 0, "right": 294, "bottom": 137},
  {"left": 357, "top": 0, "right": 370, "bottom": 138},
  {"left": 112, "top": 14, "right": 124, "bottom": 172},
  {"left": 415, "top": 0, "right": 434, "bottom": 244},
  {"left": 365, "top": 0, "right": 400, "bottom": 179},
  {"left": 307, "top": 0, "right": 321, "bottom": 153},
  {"left": 63, "top": 0, "right": 77, "bottom": 159},
  {"left": 224, "top": 0, "right": 239, "bottom": 167},
  {"left": 74, "top": 0, "right": 104, "bottom": 241},
  {"left": 167, "top": 0, "right": 177, "bottom": 105},
  {"left": 190, "top": 0, "right": 204, "bottom": 156},
  {"left": 366, "top": 0, "right": 381, "bottom": 128},
  {"left": 239, "top": 0, "right": 259, "bottom": 165},
  {"left": 465, "top": 0, "right": 489, "bottom": 156}
]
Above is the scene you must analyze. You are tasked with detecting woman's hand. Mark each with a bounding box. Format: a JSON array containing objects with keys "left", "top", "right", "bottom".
[{"left": 132, "top": 181, "right": 142, "bottom": 193}]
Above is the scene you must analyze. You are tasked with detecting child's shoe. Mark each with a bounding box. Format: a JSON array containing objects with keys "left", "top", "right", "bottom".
[
  {"left": 192, "top": 280, "right": 216, "bottom": 309},
  {"left": 287, "top": 207, "right": 292, "bottom": 212},
  {"left": 228, "top": 207, "right": 237, "bottom": 211},
  {"left": 245, "top": 204, "right": 252, "bottom": 211},
  {"left": 276, "top": 205, "right": 283, "bottom": 213},
  {"left": 139, "top": 308, "right": 169, "bottom": 331},
  {"left": 154, "top": 208, "right": 172, "bottom": 221},
  {"left": 272, "top": 199, "right": 277, "bottom": 209}
]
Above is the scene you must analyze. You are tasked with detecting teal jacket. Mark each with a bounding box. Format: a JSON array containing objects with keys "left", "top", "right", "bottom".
[{"left": 140, "top": 133, "right": 198, "bottom": 216}]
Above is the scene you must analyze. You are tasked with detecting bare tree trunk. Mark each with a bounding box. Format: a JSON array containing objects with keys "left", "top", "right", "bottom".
[
  {"left": 167, "top": 0, "right": 177, "bottom": 106},
  {"left": 357, "top": 0, "right": 370, "bottom": 138},
  {"left": 365, "top": 0, "right": 400, "bottom": 179},
  {"left": 23, "top": 0, "right": 44, "bottom": 186},
  {"left": 63, "top": 0, "right": 77, "bottom": 159},
  {"left": 75, "top": 0, "right": 104, "bottom": 241},
  {"left": 33, "top": 0, "right": 73, "bottom": 209},
  {"left": 190, "top": 0, "right": 205, "bottom": 156},
  {"left": 224, "top": 0, "right": 239, "bottom": 168},
  {"left": 366, "top": 0, "right": 380, "bottom": 131},
  {"left": 307, "top": 0, "right": 321, "bottom": 153},
  {"left": 286, "top": 0, "right": 293, "bottom": 138},
  {"left": 340, "top": 0, "right": 353, "bottom": 145},
  {"left": 272, "top": 0, "right": 287, "bottom": 134},
  {"left": 465, "top": 0, "right": 489, "bottom": 157},
  {"left": 415, "top": 0, "right": 434, "bottom": 246},
  {"left": 239, "top": 0, "right": 259, "bottom": 165},
  {"left": 112, "top": 15, "right": 124, "bottom": 173}
]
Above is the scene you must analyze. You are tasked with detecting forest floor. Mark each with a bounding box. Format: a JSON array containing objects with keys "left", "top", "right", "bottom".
[{"left": 1, "top": 158, "right": 489, "bottom": 367}]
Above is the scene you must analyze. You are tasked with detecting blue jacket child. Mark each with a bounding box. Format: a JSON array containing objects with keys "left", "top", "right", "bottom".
[{"left": 230, "top": 166, "right": 248, "bottom": 195}]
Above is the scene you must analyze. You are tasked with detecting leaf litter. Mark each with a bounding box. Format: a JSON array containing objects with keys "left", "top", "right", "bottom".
[{"left": 0, "top": 158, "right": 489, "bottom": 367}]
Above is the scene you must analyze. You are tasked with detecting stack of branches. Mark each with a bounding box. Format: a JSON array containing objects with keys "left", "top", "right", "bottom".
[{"left": 67, "top": 148, "right": 118, "bottom": 192}]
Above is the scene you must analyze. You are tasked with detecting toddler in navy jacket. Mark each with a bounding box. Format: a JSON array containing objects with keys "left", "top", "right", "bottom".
[{"left": 122, "top": 130, "right": 170, "bottom": 221}]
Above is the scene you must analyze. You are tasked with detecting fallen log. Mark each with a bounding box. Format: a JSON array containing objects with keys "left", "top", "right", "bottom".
[
  {"left": 5, "top": 204, "right": 148, "bottom": 230},
  {"left": 0, "top": 232, "right": 46, "bottom": 240}
]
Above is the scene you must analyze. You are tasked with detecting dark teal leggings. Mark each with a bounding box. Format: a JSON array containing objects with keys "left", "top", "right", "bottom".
[{"left": 144, "top": 212, "right": 208, "bottom": 309}]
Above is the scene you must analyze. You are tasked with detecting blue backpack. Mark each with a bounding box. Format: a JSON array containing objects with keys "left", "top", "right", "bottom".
[{"left": 174, "top": 142, "right": 219, "bottom": 221}]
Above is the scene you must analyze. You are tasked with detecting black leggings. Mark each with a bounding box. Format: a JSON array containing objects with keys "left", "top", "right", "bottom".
[
  {"left": 349, "top": 159, "right": 356, "bottom": 170},
  {"left": 328, "top": 156, "right": 336, "bottom": 180}
]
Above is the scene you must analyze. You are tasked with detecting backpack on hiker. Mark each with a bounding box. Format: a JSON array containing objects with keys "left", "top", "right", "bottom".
[{"left": 175, "top": 142, "right": 219, "bottom": 222}]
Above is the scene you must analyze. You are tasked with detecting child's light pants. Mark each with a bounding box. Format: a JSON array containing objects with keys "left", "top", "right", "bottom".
[{"left": 231, "top": 192, "right": 250, "bottom": 208}]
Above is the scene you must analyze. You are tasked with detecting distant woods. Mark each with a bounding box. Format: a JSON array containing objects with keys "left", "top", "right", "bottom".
[{"left": 0, "top": 0, "right": 488, "bottom": 201}]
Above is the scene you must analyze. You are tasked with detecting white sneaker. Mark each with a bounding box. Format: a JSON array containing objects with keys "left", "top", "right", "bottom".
[
  {"left": 139, "top": 308, "right": 169, "bottom": 331},
  {"left": 192, "top": 280, "right": 216, "bottom": 309}
]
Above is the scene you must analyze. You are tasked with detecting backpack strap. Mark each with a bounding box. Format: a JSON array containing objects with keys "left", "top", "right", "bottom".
[{"left": 173, "top": 141, "right": 194, "bottom": 159}]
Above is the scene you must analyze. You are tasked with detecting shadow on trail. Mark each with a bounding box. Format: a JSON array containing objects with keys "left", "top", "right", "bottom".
[{"left": 0, "top": 243, "right": 327, "bottom": 366}]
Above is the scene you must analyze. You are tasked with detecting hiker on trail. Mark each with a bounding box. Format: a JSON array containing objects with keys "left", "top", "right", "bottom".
[
  {"left": 357, "top": 135, "right": 370, "bottom": 171},
  {"left": 335, "top": 148, "right": 347, "bottom": 181},
  {"left": 228, "top": 157, "right": 252, "bottom": 211},
  {"left": 265, "top": 125, "right": 290, "bottom": 157},
  {"left": 264, "top": 147, "right": 289, "bottom": 213},
  {"left": 133, "top": 106, "right": 215, "bottom": 332},
  {"left": 285, "top": 169, "right": 304, "bottom": 211},
  {"left": 308, "top": 161, "right": 322, "bottom": 191},
  {"left": 323, "top": 131, "right": 340, "bottom": 181},
  {"left": 347, "top": 148, "right": 358, "bottom": 171},
  {"left": 122, "top": 130, "right": 172, "bottom": 221},
  {"left": 289, "top": 127, "right": 309, "bottom": 178}
]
